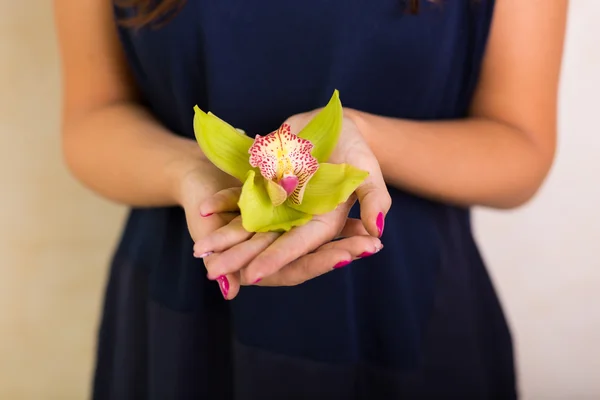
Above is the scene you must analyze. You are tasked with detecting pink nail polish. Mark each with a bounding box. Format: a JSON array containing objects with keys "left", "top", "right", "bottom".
[
  {"left": 333, "top": 260, "right": 351, "bottom": 269},
  {"left": 359, "top": 243, "right": 384, "bottom": 259},
  {"left": 253, "top": 278, "right": 262, "bottom": 284},
  {"left": 376, "top": 212, "right": 385, "bottom": 238},
  {"left": 216, "top": 275, "right": 229, "bottom": 299},
  {"left": 201, "top": 212, "right": 213, "bottom": 217}
]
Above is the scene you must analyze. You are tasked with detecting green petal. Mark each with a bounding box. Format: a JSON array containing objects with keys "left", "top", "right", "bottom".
[
  {"left": 193, "top": 106, "right": 254, "bottom": 182},
  {"left": 297, "top": 90, "right": 343, "bottom": 163},
  {"left": 238, "top": 171, "right": 313, "bottom": 233},
  {"left": 288, "top": 163, "right": 369, "bottom": 215}
]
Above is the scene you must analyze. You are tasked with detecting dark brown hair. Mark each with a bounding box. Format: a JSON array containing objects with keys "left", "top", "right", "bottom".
[{"left": 116, "top": 0, "right": 429, "bottom": 28}]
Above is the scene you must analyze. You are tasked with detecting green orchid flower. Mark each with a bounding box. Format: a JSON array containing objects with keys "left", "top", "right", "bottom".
[{"left": 192, "top": 90, "right": 369, "bottom": 233}]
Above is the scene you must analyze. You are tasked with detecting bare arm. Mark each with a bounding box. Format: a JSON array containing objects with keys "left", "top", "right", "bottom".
[
  {"left": 350, "top": 0, "right": 568, "bottom": 209},
  {"left": 54, "top": 0, "right": 221, "bottom": 207}
]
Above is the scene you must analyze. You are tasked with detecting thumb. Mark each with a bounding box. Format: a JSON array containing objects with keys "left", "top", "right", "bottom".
[
  {"left": 355, "top": 173, "right": 392, "bottom": 238},
  {"left": 199, "top": 187, "right": 242, "bottom": 217}
]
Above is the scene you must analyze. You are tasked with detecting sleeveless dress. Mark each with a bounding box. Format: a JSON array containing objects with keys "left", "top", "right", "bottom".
[{"left": 94, "top": 0, "right": 517, "bottom": 398}]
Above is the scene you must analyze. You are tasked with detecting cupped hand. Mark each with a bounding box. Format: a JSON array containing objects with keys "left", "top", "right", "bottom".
[
  {"left": 196, "top": 187, "right": 383, "bottom": 291},
  {"left": 193, "top": 112, "right": 391, "bottom": 293},
  {"left": 176, "top": 158, "right": 244, "bottom": 298}
]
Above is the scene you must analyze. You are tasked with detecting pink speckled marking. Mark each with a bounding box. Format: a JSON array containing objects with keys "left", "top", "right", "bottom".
[{"left": 248, "top": 123, "right": 318, "bottom": 204}]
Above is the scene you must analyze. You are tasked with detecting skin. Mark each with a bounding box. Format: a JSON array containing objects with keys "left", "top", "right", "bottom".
[
  {"left": 54, "top": 0, "right": 567, "bottom": 299},
  {"left": 197, "top": 113, "right": 390, "bottom": 296},
  {"left": 351, "top": 0, "right": 568, "bottom": 209},
  {"left": 53, "top": 0, "right": 386, "bottom": 299}
]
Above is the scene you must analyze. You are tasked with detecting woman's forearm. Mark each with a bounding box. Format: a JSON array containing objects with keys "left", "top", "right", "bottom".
[
  {"left": 351, "top": 111, "right": 555, "bottom": 209},
  {"left": 348, "top": 0, "right": 565, "bottom": 210},
  {"left": 62, "top": 102, "right": 208, "bottom": 207}
]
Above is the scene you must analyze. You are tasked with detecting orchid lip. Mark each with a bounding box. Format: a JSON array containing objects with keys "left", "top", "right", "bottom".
[{"left": 279, "top": 175, "right": 299, "bottom": 196}]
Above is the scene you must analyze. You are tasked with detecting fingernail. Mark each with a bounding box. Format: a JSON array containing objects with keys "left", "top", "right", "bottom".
[
  {"left": 359, "top": 244, "right": 384, "bottom": 259},
  {"left": 333, "top": 260, "right": 352, "bottom": 269},
  {"left": 201, "top": 212, "right": 213, "bottom": 217},
  {"left": 194, "top": 251, "right": 213, "bottom": 258},
  {"left": 253, "top": 278, "right": 262, "bottom": 284},
  {"left": 216, "top": 275, "right": 229, "bottom": 299},
  {"left": 376, "top": 212, "right": 385, "bottom": 238}
]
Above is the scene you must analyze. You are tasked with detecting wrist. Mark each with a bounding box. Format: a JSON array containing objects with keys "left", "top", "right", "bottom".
[
  {"left": 344, "top": 108, "right": 373, "bottom": 148},
  {"left": 169, "top": 142, "right": 240, "bottom": 208},
  {"left": 165, "top": 138, "right": 208, "bottom": 206}
]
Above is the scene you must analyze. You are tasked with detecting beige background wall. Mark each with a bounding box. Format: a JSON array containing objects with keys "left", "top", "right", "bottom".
[
  {"left": 0, "top": 2, "right": 126, "bottom": 398},
  {"left": 0, "top": 1, "right": 598, "bottom": 399}
]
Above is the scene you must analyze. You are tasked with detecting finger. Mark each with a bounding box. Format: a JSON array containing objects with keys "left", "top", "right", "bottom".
[
  {"left": 186, "top": 208, "right": 237, "bottom": 244},
  {"left": 255, "top": 235, "right": 383, "bottom": 287},
  {"left": 193, "top": 216, "right": 254, "bottom": 257},
  {"left": 203, "top": 252, "right": 243, "bottom": 300},
  {"left": 203, "top": 231, "right": 281, "bottom": 280},
  {"left": 225, "top": 272, "right": 242, "bottom": 299},
  {"left": 241, "top": 217, "right": 340, "bottom": 284},
  {"left": 337, "top": 218, "right": 369, "bottom": 238},
  {"left": 317, "top": 234, "right": 382, "bottom": 255},
  {"left": 356, "top": 176, "right": 392, "bottom": 238},
  {"left": 210, "top": 270, "right": 241, "bottom": 300},
  {"left": 199, "top": 187, "right": 242, "bottom": 217}
]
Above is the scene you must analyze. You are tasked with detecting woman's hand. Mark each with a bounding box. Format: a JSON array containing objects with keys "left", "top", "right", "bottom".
[
  {"left": 176, "top": 158, "right": 245, "bottom": 298},
  {"left": 197, "top": 190, "right": 383, "bottom": 290},
  {"left": 193, "top": 112, "right": 391, "bottom": 294}
]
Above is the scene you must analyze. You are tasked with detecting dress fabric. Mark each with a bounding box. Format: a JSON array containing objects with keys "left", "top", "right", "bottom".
[{"left": 93, "top": 0, "right": 517, "bottom": 398}]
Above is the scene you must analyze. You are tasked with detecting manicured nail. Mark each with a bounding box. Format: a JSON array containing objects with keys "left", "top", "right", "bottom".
[
  {"left": 253, "top": 278, "right": 262, "bottom": 284},
  {"left": 216, "top": 275, "right": 229, "bottom": 299},
  {"left": 194, "top": 251, "right": 213, "bottom": 258},
  {"left": 201, "top": 212, "right": 213, "bottom": 217},
  {"left": 376, "top": 212, "right": 385, "bottom": 238},
  {"left": 333, "top": 260, "right": 351, "bottom": 269},
  {"left": 359, "top": 244, "right": 384, "bottom": 259}
]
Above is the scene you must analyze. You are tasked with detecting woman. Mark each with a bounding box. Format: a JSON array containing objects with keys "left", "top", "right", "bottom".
[{"left": 54, "top": 0, "right": 567, "bottom": 398}]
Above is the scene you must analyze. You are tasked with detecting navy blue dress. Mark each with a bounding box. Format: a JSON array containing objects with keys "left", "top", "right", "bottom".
[{"left": 94, "top": 0, "right": 517, "bottom": 398}]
